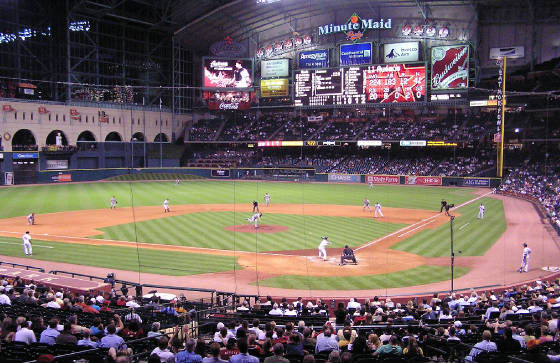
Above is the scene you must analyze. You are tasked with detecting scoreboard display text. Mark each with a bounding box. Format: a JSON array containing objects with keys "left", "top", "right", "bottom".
[{"left": 294, "top": 63, "right": 426, "bottom": 106}]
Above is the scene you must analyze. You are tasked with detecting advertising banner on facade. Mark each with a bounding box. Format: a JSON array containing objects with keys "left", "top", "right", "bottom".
[
  {"left": 383, "top": 42, "right": 420, "bottom": 63},
  {"left": 46, "top": 160, "right": 69, "bottom": 170},
  {"left": 340, "top": 42, "right": 372, "bottom": 65},
  {"left": 328, "top": 173, "right": 361, "bottom": 183},
  {"left": 299, "top": 49, "right": 329, "bottom": 69},
  {"left": 202, "top": 58, "right": 254, "bottom": 89},
  {"left": 431, "top": 45, "right": 469, "bottom": 90},
  {"left": 203, "top": 91, "right": 253, "bottom": 110},
  {"left": 463, "top": 178, "right": 490, "bottom": 187},
  {"left": 260, "top": 79, "right": 289, "bottom": 97},
  {"left": 405, "top": 176, "right": 442, "bottom": 185},
  {"left": 261, "top": 59, "right": 289, "bottom": 78},
  {"left": 51, "top": 173, "right": 72, "bottom": 182},
  {"left": 366, "top": 175, "right": 399, "bottom": 184}
]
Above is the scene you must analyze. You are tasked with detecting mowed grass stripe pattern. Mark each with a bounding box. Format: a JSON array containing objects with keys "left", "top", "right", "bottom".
[
  {"left": 92, "top": 212, "right": 407, "bottom": 252},
  {"left": 0, "top": 237, "right": 240, "bottom": 276},
  {"left": 0, "top": 181, "right": 479, "bottom": 218},
  {"left": 391, "top": 197, "right": 506, "bottom": 257},
  {"left": 254, "top": 265, "right": 469, "bottom": 290}
]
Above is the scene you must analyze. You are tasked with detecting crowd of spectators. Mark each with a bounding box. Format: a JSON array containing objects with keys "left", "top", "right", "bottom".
[{"left": 188, "top": 120, "right": 222, "bottom": 141}]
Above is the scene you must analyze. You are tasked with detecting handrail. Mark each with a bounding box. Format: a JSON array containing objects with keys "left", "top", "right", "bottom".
[{"left": 0, "top": 261, "right": 45, "bottom": 272}]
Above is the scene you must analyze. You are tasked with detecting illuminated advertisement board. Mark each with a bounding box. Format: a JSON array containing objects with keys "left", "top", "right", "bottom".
[
  {"left": 299, "top": 49, "right": 329, "bottom": 69},
  {"left": 260, "top": 78, "right": 289, "bottom": 97},
  {"left": 261, "top": 59, "right": 289, "bottom": 78},
  {"left": 202, "top": 58, "right": 254, "bottom": 90},
  {"left": 431, "top": 45, "right": 469, "bottom": 90},
  {"left": 340, "top": 42, "right": 372, "bottom": 65},
  {"left": 203, "top": 91, "right": 254, "bottom": 110},
  {"left": 294, "top": 63, "right": 425, "bottom": 106},
  {"left": 383, "top": 42, "right": 420, "bottom": 63}
]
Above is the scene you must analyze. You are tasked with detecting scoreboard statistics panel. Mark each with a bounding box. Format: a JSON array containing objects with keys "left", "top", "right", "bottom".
[{"left": 294, "top": 63, "right": 425, "bottom": 106}]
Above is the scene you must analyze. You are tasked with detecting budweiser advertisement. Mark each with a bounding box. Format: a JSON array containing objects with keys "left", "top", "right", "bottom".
[
  {"left": 366, "top": 175, "right": 399, "bottom": 184},
  {"left": 405, "top": 176, "right": 442, "bottom": 186},
  {"left": 203, "top": 91, "right": 254, "bottom": 110},
  {"left": 430, "top": 45, "right": 469, "bottom": 90}
]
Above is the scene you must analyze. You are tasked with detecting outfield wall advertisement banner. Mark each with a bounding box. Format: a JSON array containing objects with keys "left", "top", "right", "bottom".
[
  {"left": 46, "top": 160, "right": 69, "bottom": 170},
  {"left": 405, "top": 176, "right": 442, "bottom": 186},
  {"left": 299, "top": 49, "right": 329, "bottom": 69},
  {"left": 340, "top": 43, "right": 372, "bottom": 65},
  {"left": 431, "top": 45, "right": 469, "bottom": 90},
  {"left": 463, "top": 178, "right": 490, "bottom": 187},
  {"left": 328, "top": 173, "right": 361, "bottom": 183},
  {"left": 383, "top": 42, "right": 420, "bottom": 63},
  {"left": 366, "top": 175, "right": 399, "bottom": 184},
  {"left": 51, "top": 173, "right": 72, "bottom": 182}
]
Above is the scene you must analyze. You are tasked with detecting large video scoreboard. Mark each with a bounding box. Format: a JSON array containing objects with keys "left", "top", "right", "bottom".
[{"left": 294, "top": 63, "right": 426, "bottom": 106}]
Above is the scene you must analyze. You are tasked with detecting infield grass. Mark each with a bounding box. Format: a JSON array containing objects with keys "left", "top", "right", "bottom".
[
  {"left": 91, "top": 212, "right": 407, "bottom": 252},
  {"left": 0, "top": 236, "right": 240, "bottom": 276},
  {"left": 254, "top": 265, "right": 469, "bottom": 290},
  {"left": 391, "top": 197, "right": 506, "bottom": 257},
  {"left": 0, "top": 180, "right": 479, "bottom": 218}
]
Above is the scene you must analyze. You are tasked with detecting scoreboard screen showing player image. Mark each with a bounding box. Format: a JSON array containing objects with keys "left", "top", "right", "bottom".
[
  {"left": 294, "top": 63, "right": 425, "bottom": 106},
  {"left": 202, "top": 58, "right": 254, "bottom": 90}
]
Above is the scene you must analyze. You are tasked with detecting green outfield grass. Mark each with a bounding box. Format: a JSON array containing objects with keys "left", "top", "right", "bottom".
[
  {"left": 391, "top": 197, "right": 506, "bottom": 257},
  {"left": 0, "top": 180, "right": 479, "bottom": 218},
  {"left": 0, "top": 236, "right": 240, "bottom": 276},
  {"left": 254, "top": 265, "right": 469, "bottom": 290},
  {"left": 91, "top": 212, "right": 407, "bottom": 252}
]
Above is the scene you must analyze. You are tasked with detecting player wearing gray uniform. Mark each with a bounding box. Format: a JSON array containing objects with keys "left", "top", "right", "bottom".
[
  {"left": 247, "top": 212, "right": 262, "bottom": 228},
  {"left": 519, "top": 243, "right": 531, "bottom": 273},
  {"left": 22, "top": 231, "right": 32, "bottom": 256},
  {"left": 363, "top": 199, "right": 371, "bottom": 212},
  {"left": 27, "top": 213, "right": 35, "bottom": 225},
  {"left": 264, "top": 193, "right": 271, "bottom": 206},
  {"left": 110, "top": 196, "right": 117, "bottom": 209},
  {"left": 477, "top": 204, "right": 485, "bottom": 219},
  {"left": 163, "top": 199, "right": 170, "bottom": 213}
]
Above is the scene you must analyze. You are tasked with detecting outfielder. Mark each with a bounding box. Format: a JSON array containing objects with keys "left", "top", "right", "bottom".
[
  {"left": 264, "top": 193, "right": 271, "bottom": 207},
  {"left": 374, "top": 202, "right": 384, "bottom": 218},
  {"left": 369, "top": 181, "right": 374, "bottom": 189},
  {"left": 163, "top": 198, "right": 170, "bottom": 213},
  {"left": 247, "top": 212, "right": 262, "bottom": 228},
  {"left": 110, "top": 196, "right": 117, "bottom": 209},
  {"left": 318, "top": 236, "right": 331, "bottom": 261},
  {"left": 22, "top": 231, "right": 32, "bottom": 256},
  {"left": 27, "top": 212, "right": 35, "bottom": 225},
  {"left": 477, "top": 203, "right": 485, "bottom": 219},
  {"left": 363, "top": 198, "right": 371, "bottom": 212},
  {"left": 519, "top": 243, "right": 531, "bottom": 273}
]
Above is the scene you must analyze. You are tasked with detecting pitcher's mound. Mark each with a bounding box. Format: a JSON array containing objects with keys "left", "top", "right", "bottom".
[{"left": 224, "top": 225, "right": 289, "bottom": 233}]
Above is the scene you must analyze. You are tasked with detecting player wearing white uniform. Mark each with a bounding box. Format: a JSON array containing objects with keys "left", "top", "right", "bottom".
[
  {"left": 363, "top": 199, "right": 371, "bottom": 212},
  {"left": 318, "top": 237, "right": 331, "bottom": 261},
  {"left": 247, "top": 212, "right": 262, "bottom": 228},
  {"left": 27, "top": 213, "right": 35, "bottom": 225},
  {"left": 110, "top": 196, "right": 117, "bottom": 209},
  {"left": 163, "top": 199, "right": 170, "bottom": 213},
  {"left": 22, "top": 231, "right": 32, "bottom": 256},
  {"left": 478, "top": 204, "right": 485, "bottom": 219},
  {"left": 374, "top": 202, "right": 384, "bottom": 218},
  {"left": 264, "top": 193, "right": 270, "bottom": 207},
  {"left": 369, "top": 182, "right": 374, "bottom": 189},
  {"left": 519, "top": 243, "right": 531, "bottom": 273}
]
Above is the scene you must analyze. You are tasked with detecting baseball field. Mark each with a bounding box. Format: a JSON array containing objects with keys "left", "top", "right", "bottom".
[{"left": 0, "top": 175, "right": 515, "bottom": 293}]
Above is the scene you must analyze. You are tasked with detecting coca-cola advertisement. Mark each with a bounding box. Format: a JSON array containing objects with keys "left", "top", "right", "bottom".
[
  {"left": 430, "top": 45, "right": 469, "bottom": 90},
  {"left": 203, "top": 91, "right": 254, "bottom": 110}
]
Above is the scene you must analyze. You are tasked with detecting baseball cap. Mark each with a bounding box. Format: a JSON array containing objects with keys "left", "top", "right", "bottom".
[{"left": 55, "top": 292, "right": 63, "bottom": 298}]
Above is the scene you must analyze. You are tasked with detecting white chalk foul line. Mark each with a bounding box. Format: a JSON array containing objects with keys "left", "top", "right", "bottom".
[
  {"left": 397, "top": 220, "right": 435, "bottom": 238},
  {"left": 459, "top": 222, "right": 470, "bottom": 231},
  {"left": 0, "top": 241, "right": 53, "bottom": 248},
  {"left": 355, "top": 190, "right": 493, "bottom": 251}
]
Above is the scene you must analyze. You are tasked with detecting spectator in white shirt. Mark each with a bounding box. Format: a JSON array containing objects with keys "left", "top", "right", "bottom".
[
  {"left": 0, "top": 287, "right": 11, "bottom": 305},
  {"left": 347, "top": 298, "right": 361, "bottom": 311},
  {"left": 126, "top": 296, "right": 140, "bottom": 308},
  {"left": 14, "top": 317, "right": 36, "bottom": 344},
  {"left": 45, "top": 294, "right": 61, "bottom": 309},
  {"left": 269, "top": 303, "right": 283, "bottom": 316},
  {"left": 284, "top": 305, "right": 298, "bottom": 316}
]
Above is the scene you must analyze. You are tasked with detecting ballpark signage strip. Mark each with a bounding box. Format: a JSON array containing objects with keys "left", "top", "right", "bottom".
[
  {"left": 45, "top": 159, "right": 69, "bottom": 170},
  {"left": 328, "top": 173, "right": 361, "bottom": 183},
  {"left": 318, "top": 13, "right": 392, "bottom": 41},
  {"left": 261, "top": 59, "right": 289, "bottom": 78},
  {"left": 463, "top": 178, "right": 490, "bottom": 187},
  {"left": 13, "top": 153, "right": 39, "bottom": 159},
  {"left": 431, "top": 45, "right": 469, "bottom": 90},
  {"left": 405, "top": 176, "right": 442, "bottom": 186},
  {"left": 384, "top": 42, "right": 420, "bottom": 63},
  {"left": 366, "top": 175, "right": 399, "bottom": 184},
  {"left": 340, "top": 42, "right": 372, "bottom": 66},
  {"left": 299, "top": 49, "right": 329, "bottom": 69}
]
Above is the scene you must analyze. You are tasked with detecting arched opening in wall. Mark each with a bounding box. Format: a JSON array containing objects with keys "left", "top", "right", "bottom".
[
  {"left": 46, "top": 130, "right": 68, "bottom": 146},
  {"left": 154, "top": 133, "right": 168, "bottom": 142},
  {"left": 132, "top": 132, "right": 145, "bottom": 141},
  {"left": 11, "top": 129, "right": 37, "bottom": 151},
  {"left": 77, "top": 131, "right": 96, "bottom": 151},
  {"left": 105, "top": 132, "right": 122, "bottom": 142}
]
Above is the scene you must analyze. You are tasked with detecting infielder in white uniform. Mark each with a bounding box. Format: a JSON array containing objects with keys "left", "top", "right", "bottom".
[
  {"left": 22, "top": 231, "right": 32, "bottom": 256},
  {"left": 318, "top": 237, "right": 331, "bottom": 261},
  {"left": 163, "top": 198, "right": 170, "bottom": 213},
  {"left": 110, "top": 196, "right": 117, "bottom": 209},
  {"left": 519, "top": 243, "right": 531, "bottom": 273},
  {"left": 264, "top": 193, "right": 271, "bottom": 207},
  {"left": 247, "top": 212, "right": 262, "bottom": 228},
  {"left": 27, "top": 212, "right": 35, "bottom": 225},
  {"left": 374, "top": 202, "right": 384, "bottom": 218},
  {"left": 477, "top": 203, "right": 485, "bottom": 219},
  {"left": 363, "top": 198, "right": 371, "bottom": 212}
]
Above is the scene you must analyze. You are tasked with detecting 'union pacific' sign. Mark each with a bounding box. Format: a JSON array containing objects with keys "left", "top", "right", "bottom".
[{"left": 318, "top": 13, "right": 392, "bottom": 41}]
